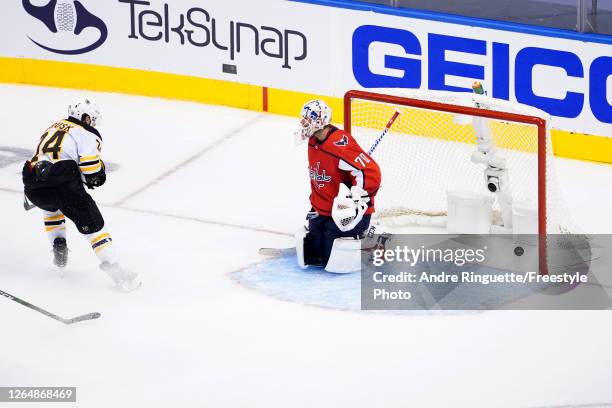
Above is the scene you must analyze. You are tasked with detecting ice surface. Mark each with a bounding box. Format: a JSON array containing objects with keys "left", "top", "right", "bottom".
[{"left": 1, "top": 84, "right": 612, "bottom": 408}]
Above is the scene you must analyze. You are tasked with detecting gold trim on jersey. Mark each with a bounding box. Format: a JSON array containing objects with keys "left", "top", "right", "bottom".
[
  {"left": 80, "top": 163, "right": 102, "bottom": 173},
  {"left": 79, "top": 155, "right": 100, "bottom": 163}
]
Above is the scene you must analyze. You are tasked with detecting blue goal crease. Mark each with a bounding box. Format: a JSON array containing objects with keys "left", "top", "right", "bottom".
[
  {"left": 231, "top": 256, "right": 501, "bottom": 314},
  {"left": 232, "top": 256, "right": 364, "bottom": 310}
]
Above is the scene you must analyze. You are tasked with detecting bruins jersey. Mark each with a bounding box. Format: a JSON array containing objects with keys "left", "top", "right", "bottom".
[{"left": 24, "top": 117, "right": 104, "bottom": 189}]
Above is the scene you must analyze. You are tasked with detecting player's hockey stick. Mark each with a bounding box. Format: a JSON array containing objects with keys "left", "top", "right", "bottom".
[
  {"left": 367, "top": 109, "right": 401, "bottom": 155},
  {"left": 0, "top": 289, "right": 101, "bottom": 325},
  {"left": 23, "top": 195, "right": 36, "bottom": 211}
]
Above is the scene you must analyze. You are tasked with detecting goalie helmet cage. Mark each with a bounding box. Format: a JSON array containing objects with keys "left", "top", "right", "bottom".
[{"left": 343, "top": 89, "right": 576, "bottom": 275}]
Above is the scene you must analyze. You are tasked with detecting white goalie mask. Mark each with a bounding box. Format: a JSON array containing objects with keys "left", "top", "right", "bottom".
[
  {"left": 68, "top": 97, "right": 101, "bottom": 127},
  {"left": 294, "top": 100, "right": 332, "bottom": 145}
]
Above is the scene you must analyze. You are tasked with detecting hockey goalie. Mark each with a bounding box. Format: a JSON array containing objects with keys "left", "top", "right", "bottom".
[{"left": 294, "top": 100, "right": 381, "bottom": 273}]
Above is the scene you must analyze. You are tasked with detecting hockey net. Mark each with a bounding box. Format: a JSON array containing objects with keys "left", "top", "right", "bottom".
[{"left": 344, "top": 89, "right": 577, "bottom": 236}]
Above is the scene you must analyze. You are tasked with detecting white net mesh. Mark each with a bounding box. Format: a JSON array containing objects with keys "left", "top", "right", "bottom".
[{"left": 347, "top": 89, "right": 576, "bottom": 234}]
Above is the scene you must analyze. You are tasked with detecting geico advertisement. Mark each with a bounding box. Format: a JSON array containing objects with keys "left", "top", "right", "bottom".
[
  {"left": 330, "top": 8, "right": 611, "bottom": 137},
  {"left": 1, "top": 0, "right": 328, "bottom": 90}
]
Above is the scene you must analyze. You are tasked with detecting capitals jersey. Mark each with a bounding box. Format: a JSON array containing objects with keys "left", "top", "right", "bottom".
[
  {"left": 24, "top": 117, "right": 104, "bottom": 188},
  {"left": 308, "top": 126, "right": 381, "bottom": 216}
]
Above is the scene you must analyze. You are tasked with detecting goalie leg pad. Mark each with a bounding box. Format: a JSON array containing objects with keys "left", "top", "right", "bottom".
[
  {"left": 325, "top": 237, "right": 362, "bottom": 274},
  {"left": 322, "top": 214, "right": 371, "bottom": 263},
  {"left": 299, "top": 214, "right": 371, "bottom": 269},
  {"left": 296, "top": 227, "right": 327, "bottom": 268},
  {"left": 295, "top": 227, "right": 307, "bottom": 269}
]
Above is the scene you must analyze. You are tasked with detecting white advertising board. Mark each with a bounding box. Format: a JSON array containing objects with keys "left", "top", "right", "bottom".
[
  {"left": 0, "top": 0, "right": 329, "bottom": 91},
  {"left": 320, "top": 2, "right": 612, "bottom": 137},
  {"left": 0, "top": 0, "right": 610, "bottom": 137}
]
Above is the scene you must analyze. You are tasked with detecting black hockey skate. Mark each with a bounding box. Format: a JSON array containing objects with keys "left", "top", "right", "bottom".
[{"left": 52, "top": 238, "right": 69, "bottom": 268}]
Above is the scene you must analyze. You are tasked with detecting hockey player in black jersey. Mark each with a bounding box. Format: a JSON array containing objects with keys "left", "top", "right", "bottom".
[{"left": 22, "top": 98, "right": 141, "bottom": 291}]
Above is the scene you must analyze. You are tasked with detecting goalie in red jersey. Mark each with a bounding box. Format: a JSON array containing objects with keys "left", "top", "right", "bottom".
[{"left": 294, "top": 100, "right": 381, "bottom": 272}]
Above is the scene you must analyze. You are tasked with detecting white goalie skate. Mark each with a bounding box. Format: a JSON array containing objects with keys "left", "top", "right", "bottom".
[{"left": 100, "top": 262, "right": 142, "bottom": 292}]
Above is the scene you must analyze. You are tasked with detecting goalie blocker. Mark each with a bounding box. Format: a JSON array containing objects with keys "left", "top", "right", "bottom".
[{"left": 294, "top": 100, "right": 381, "bottom": 273}]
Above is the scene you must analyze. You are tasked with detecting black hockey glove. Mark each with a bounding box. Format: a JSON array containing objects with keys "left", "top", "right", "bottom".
[
  {"left": 33, "top": 160, "right": 53, "bottom": 182},
  {"left": 84, "top": 161, "right": 106, "bottom": 189}
]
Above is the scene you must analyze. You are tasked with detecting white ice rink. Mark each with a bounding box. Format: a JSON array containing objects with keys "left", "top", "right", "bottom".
[{"left": 1, "top": 84, "right": 612, "bottom": 408}]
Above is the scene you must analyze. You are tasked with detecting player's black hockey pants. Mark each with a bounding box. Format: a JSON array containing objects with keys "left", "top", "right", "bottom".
[
  {"left": 24, "top": 179, "right": 105, "bottom": 235},
  {"left": 304, "top": 213, "right": 371, "bottom": 266}
]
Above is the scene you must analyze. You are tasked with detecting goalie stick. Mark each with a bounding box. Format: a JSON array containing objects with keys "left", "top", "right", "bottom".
[
  {"left": 259, "top": 244, "right": 386, "bottom": 259},
  {"left": 258, "top": 247, "right": 296, "bottom": 257},
  {"left": 0, "top": 289, "right": 101, "bottom": 325},
  {"left": 367, "top": 109, "right": 401, "bottom": 155},
  {"left": 259, "top": 111, "right": 401, "bottom": 258},
  {"left": 258, "top": 225, "right": 391, "bottom": 259}
]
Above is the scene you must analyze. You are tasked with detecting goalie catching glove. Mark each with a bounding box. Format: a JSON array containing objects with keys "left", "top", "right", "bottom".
[{"left": 331, "top": 184, "right": 370, "bottom": 232}]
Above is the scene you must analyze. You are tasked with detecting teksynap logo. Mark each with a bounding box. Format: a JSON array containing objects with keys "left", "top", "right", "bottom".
[
  {"left": 352, "top": 25, "right": 612, "bottom": 124},
  {"left": 23, "top": 0, "right": 107, "bottom": 55}
]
